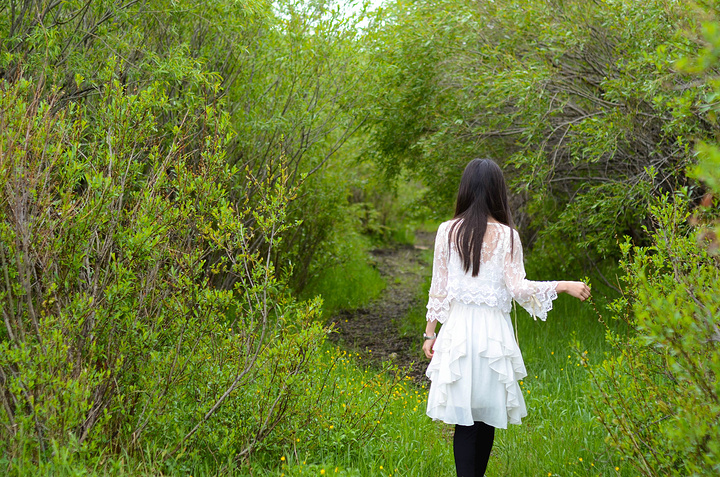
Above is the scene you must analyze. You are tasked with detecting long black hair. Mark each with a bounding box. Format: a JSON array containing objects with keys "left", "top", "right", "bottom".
[{"left": 449, "top": 158, "right": 514, "bottom": 277}]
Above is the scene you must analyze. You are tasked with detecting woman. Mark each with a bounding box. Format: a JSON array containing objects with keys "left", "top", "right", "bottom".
[{"left": 422, "top": 159, "right": 590, "bottom": 477}]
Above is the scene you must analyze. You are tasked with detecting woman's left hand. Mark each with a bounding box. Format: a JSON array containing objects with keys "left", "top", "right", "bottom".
[{"left": 422, "top": 338, "right": 435, "bottom": 359}]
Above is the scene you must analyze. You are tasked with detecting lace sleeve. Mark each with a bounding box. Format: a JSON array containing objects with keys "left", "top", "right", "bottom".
[
  {"left": 426, "top": 222, "right": 451, "bottom": 323},
  {"left": 504, "top": 229, "right": 558, "bottom": 321}
]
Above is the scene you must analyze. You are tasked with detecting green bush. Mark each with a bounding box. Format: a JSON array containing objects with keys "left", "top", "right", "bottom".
[
  {"left": 586, "top": 192, "right": 719, "bottom": 476},
  {"left": 0, "top": 75, "right": 329, "bottom": 472},
  {"left": 585, "top": 10, "right": 720, "bottom": 476},
  {"left": 369, "top": 0, "right": 712, "bottom": 262}
]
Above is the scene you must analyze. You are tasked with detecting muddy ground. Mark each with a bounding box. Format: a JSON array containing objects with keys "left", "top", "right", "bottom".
[{"left": 327, "top": 231, "right": 435, "bottom": 382}]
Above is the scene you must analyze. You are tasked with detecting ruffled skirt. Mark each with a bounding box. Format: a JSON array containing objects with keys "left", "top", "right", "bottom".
[{"left": 425, "top": 301, "right": 527, "bottom": 428}]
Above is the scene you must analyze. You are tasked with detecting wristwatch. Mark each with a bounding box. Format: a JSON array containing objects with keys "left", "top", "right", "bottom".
[{"left": 423, "top": 333, "right": 437, "bottom": 340}]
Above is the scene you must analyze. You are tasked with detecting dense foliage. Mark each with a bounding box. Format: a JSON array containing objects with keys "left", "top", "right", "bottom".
[
  {"left": 370, "top": 0, "right": 715, "bottom": 272},
  {"left": 1, "top": 0, "right": 720, "bottom": 474},
  {"left": 585, "top": 7, "right": 720, "bottom": 475},
  {"left": 587, "top": 193, "right": 719, "bottom": 476},
  {"left": 0, "top": 67, "right": 333, "bottom": 469},
  {"left": 0, "top": 0, "right": 396, "bottom": 473}
]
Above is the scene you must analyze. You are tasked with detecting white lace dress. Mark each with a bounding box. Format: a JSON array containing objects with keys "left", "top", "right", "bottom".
[{"left": 425, "top": 219, "right": 558, "bottom": 428}]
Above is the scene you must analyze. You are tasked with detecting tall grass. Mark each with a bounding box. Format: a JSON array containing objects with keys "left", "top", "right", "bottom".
[
  {"left": 254, "top": 292, "right": 632, "bottom": 476},
  {"left": 396, "top": 243, "right": 634, "bottom": 476},
  {"left": 20, "top": 234, "right": 632, "bottom": 476},
  {"left": 264, "top": 345, "right": 455, "bottom": 476},
  {"left": 301, "top": 232, "right": 386, "bottom": 318},
  {"left": 18, "top": 293, "right": 630, "bottom": 476}
]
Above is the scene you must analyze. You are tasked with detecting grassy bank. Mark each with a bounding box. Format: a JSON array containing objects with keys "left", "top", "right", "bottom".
[
  {"left": 12, "top": 238, "right": 631, "bottom": 476},
  {"left": 397, "top": 248, "right": 632, "bottom": 476},
  {"left": 262, "top": 293, "right": 631, "bottom": 476}
]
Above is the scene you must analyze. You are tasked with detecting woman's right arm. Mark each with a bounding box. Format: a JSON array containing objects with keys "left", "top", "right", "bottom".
[
  {"left": 423, "top": 319, "right": 438, "bottom": 359},
  {"left": 504, "top": 228, "right": 590, "bottom": 320},
  {"left": 556, "top": 281, "right": 591, "bottom": 301}
]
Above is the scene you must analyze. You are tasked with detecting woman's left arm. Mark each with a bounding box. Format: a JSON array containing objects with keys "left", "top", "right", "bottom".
[{"left": 424, "top": 223, "right": 450, "bottom": 357}]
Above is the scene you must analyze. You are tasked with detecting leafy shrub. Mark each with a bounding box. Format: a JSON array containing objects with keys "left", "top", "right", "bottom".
[
  {"left": 586, "top": 192, "right": 719, "bottom": 476},
  {"left": 370, "top": 0, "right": 712, "bottom": 263},
  {"left": 585, "top": 11, "right": 720, "bottom": 476},
  {"left": 0, "top": 74, "right": 329, "bottom": 472}
]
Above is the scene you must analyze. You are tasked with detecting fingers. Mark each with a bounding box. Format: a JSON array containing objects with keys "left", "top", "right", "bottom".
[
  {"left": 576, "top": 282, "right": 591, "bottom": 301},
  {"left": 422, "top": 341, "right": 435, "bottom": 359}
]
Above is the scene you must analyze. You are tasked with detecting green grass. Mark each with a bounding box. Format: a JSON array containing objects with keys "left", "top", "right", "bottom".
[
  {"left": 248, "top": 236, "right": 632, "bottom": 477},
  {"left": 7, "top": 342, "right": 453, "bottom": 477},
  {"left": 250, "top": 291, "right": 634, "bottom": 477},
  {"left": 251, "top": 344, "right": 455, "bottom": 477},
  {"left": 301, "top": 232, "right": 386, "bottom": 318},
  {"left": 486, "top": 292, "right": 633, "bottom": 477},
  {"left": 9, "top": 236, "right": 633, "bottom": 477},
  {"left": 13, "top": 297, "right": 631, "bottom": 477},
  {"left": 262, "top": 235, "right": 634, "bottom": 476},
  {"left": 390, "top": 242, "right": 636, "bottom": 476}
]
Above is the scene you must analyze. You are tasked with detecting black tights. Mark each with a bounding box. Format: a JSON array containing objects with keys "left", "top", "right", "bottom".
[{"left": 453, "top": 421, "right": 495, "bottom": 477}]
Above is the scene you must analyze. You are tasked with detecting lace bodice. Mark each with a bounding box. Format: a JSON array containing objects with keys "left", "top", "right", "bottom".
[{"left": 426, "top": 220, "right": 558, "bottom": 323}]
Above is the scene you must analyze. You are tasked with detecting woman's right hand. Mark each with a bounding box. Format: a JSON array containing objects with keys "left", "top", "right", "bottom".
[{"left": 558, "top": 281, "right": 591, "bottom": 301}]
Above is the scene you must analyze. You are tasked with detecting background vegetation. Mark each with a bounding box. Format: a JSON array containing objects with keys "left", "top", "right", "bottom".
[{"left": 1, "top": 0, "right": 719, "bottom": 475}]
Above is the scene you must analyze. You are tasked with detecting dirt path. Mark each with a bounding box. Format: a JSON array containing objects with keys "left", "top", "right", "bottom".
[{"left": 328, "top": 231, "right": 435, "bottom": 382}]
